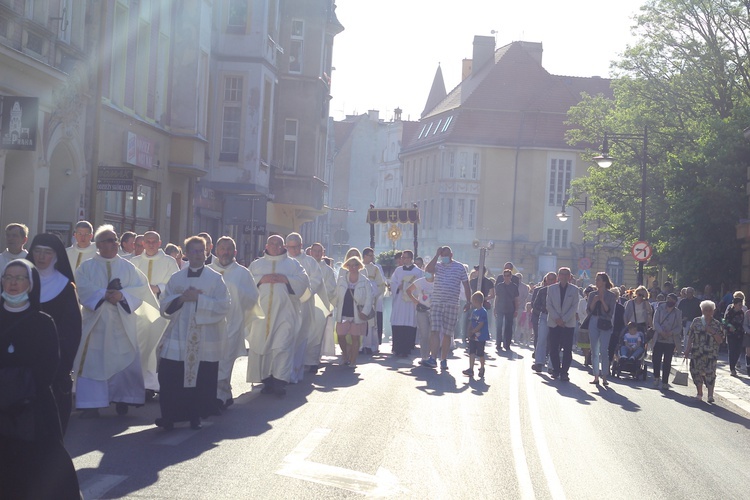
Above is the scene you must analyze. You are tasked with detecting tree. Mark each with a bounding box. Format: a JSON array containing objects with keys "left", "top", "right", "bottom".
[{"left": 566, "top": 0, "right": 750, "bottom": 288}]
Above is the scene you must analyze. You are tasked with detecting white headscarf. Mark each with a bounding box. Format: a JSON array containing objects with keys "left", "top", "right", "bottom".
[{"left": 34, "top": 245, "right": 68, "bottom": 303}]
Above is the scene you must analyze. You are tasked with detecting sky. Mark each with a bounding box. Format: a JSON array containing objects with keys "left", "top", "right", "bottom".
[{"left": 330, "top": 0, "right": 646, "bottom": 122}]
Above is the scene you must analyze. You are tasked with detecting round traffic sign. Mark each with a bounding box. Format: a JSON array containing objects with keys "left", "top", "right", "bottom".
[
  {"left": 578, "top": 257, "right": 591, "bottom": 270},
  {"left": 631, "top": 241, "right": 653, "bottom": 262}
]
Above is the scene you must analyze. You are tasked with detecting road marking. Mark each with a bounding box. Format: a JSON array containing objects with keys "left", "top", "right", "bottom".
[
  {"left": 79, "top": 474, "right": 128, "bottom": 499},
  {"left": 509, "top": 358, "right": 536, "bottom": 499},
  {"left": 525, "top": 362, "right": 566, "bottom": 500},
  {"left": 276, "top": 428, "right": 407, "bottom": 497}
]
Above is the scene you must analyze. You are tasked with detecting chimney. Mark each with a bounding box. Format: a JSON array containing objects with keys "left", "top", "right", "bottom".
[
  {"left": 462, "top": 58, "right": 473, "bottom": 80},
  {"left": 472, "top": 35, "right": 496, "bottom": 74},
  {"left": 394, "top": 107, "right": 402, "bottom": 121},
  {"left": 367, "top": 110, "right": 379, "bottom": 122}
]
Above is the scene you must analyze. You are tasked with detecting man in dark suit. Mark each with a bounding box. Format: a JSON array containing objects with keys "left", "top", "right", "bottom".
[{"left": 545, "top": 267, "right": 580, "bottom": 381}]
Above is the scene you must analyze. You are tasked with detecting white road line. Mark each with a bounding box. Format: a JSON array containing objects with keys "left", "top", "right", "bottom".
[
  {"left": 79, "top": 473, "right": 128, "bottom": 500},
  {"left": 525, "top": 362, "right": 566, "bottom": 500},
  {"left": 277, "top": 428, "right": 407, "bottom": 497},
  {"left": 509, "top": 358, "right": 536, "bottom": 499}
]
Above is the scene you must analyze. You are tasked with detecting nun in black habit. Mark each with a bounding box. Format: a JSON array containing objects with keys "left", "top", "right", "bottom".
[{"left": 27, "top": 233, "right": 82, "bottom": 435}]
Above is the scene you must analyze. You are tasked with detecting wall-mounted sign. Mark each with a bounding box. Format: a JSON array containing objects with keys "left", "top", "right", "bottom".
[
  {"left": 124, "top": 131, "right": 158, "bottom": 169},
  {"left": 0, "top": 96, "right": 38, "bottom": 151},
  {"left": 97, "top": 166, "right": 134, "bottom": 191}
]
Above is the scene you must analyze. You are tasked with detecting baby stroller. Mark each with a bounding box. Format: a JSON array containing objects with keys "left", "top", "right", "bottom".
[{"left": 611, "top": 326, "right": 648, "bottom": 380}]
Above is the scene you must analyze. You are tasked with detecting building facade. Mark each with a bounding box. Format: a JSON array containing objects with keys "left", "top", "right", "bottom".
[{"left": 401, "top": 38, "right": 613, "bottom": 284}]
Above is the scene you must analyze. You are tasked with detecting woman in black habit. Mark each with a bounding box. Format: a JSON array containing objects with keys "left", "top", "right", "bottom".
[
  {"left": 27, "top": 233, "right": 82, "bottom": 435},
  {"left": 0, "top": 259, "right": 81, "bottom": 499}
]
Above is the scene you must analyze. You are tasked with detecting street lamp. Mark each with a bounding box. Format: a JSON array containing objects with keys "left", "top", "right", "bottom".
[
  {"left": 593, "top": 126, "right": 649, "bottom": 286},
  {"left": 556, "top": 197, "right": 588, "bottom": 257}
]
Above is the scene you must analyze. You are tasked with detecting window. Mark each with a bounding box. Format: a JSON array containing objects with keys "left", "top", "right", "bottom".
[
  {"left": 548, "top": 158, "right": 572, "bottom": 206},
  {"left": 0, "top": 17, "right": 8, "bottom": 39},
  {"left": 472, "top": 153, "right": 479, "bottom": 179},
  {"left": 227, "top": 0, "right": 248, "bottom": 32},
  {"left": 442, "top": 116, "right": 453, "bottom": 132},
  {"left": 424, "top": 122, "right": 433, "bottom": 136},
  {"left": 283, "top": 119, "right": 298, "bottom": 172},
  {"left": 448, "top": 152, "right": 455, "bottom": 178},
  {"left": 220, "top": 77, "right": 243, "bottom": 162},
  {"left": 433, "top": 119, "right": 441, "bottom": 135},
  {"left": 606, "top": 258, "right": 624, "bottom": 286},
  {"left": 433, "top": 154, "right": 438, "bottom": 181},
  {"left": 261, "top": 79, "right": 272, "bottom": 163},
  {"left": 457, "top": 199, "right": 465, "bottom": 228},
  {"left": 289, "top": 19, "right": 303, "bottom": 73},
  {"left": 446, "top": 199, "right": 453, "bottom": 228},
  {"left": 546, "top": 229, "right": 569, "bottom": 248},
  {"left": 468, "top": 199, "right": 475, "bottom": 229},
  {"left": 418, "top": 124, "right": 427, "bottom": 139},
  {"left": 430, "top": 199, "right": 435, "bottom": 229}
]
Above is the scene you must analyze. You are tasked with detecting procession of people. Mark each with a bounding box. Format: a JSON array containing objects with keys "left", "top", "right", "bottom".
[{"left": 1, "top": 220, "right": 747, "bottom": 497}]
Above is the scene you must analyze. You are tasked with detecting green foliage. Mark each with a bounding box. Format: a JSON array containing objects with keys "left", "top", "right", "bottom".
[
  {"left": 375, "top": 249, "right": 399, "bottom": 268},
  {"left": 566, "top": 0, "right": 750, "bottom": 288}
]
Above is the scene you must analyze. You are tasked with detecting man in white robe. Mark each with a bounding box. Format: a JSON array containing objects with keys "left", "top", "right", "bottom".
[
  {"left": 362, "top": 247, "right": 386, "bottom": 353},
  {"left": 67, "top": 220, "right": 98, "bottom": 271},
  {"left": 130, "top": 231, "right": 179, "bottom": 393},
  {"left": 311, "top": 243, "right": 337, "bottom": 358},
  {"left": 0, "top": 222, "right": 29, "bottom": 269},
  {"left": 247, "top": 235, "right": 310, "bottom": 396},
  {"left": 390, "top": 250, "right": 423, "bottom": 356},
  {"left": 286, "top": 233, "right": 326, "bottom": 379},
  {"left": 208, "top": 236, "right": 258, "bottom": 408},
  {"left": 156, "top": 236, "right": 230, "bottom": 430},
  {"left": 118, "top": 231, "right": 136, "bottom": 260},
  {"left": 73, "top": 225, "right": 159, "bottom": 418}
]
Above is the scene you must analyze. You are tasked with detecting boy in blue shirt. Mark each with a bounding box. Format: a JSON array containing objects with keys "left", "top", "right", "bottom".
[{"left": 463, "top": 291, "right": 490, "bottom": 378}]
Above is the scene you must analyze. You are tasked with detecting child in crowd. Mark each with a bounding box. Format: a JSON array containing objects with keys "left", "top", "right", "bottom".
[
  {"left": 463, "top": 291, "right": 490, "bottom": 378},
  {"left": 517, "top": 302, "right": 533, "bottom": 345},
  {"left": 620, "top": 322, "right": 645, "bottom": 360}
]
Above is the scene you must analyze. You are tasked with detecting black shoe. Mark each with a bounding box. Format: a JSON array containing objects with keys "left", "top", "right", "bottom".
[
  {"left": 274, "top": 387, "right": 287, "bottom": 397},
  {"left": 551, "top": 372, "right": 560, "bottom": 379},
  {"left": 145, "top": 389, "right": 157, "bottom": 401},
  {"left": 115, "top": 402, "right": 129, "bottom": 415},
  {"left": 532, "top": 364, "right": 542, "bottom": 373},
  {"left": 190, "top": 418, "right": 202, "bottom": 430},
  {"left": 224, "top": 398, "right": 234, "bottom": 408},
  {"left": 80, "top": 408, "right": 100, "bottom": 419},
  {"left": 560, "top": 374, "right": 570, "bottom": 381},
  {"left": 478, "top": 367, "right": 485, "bottom": 378},
  {"left": 261, "top": 385, "right": 274, "bottom": 395},
  {"left": 155, "top": 417, "right": 174, "bottom": 431},
  {"left": 309, "top": 365, "right": 319, "bottom": 374}
]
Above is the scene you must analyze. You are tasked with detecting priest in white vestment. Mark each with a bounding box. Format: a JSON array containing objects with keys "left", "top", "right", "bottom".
[
  {"left": 286, "top": 233, "right": 326, "bottom": 380},
  {"left": 362, "top": 247, "right": 386, "bottom": 353},
  {"left": 208, "top": 236, "right": 258, "bottom": 407},
  {"left": 67, "top": 220, "right": 98, "bottom": 271},
  {"left": 247, "top": 235, "right": 309, "bottom": 396},
  {"left": 155, "top": 236, "right": 230, "bottom": 430},
  {"left": 0, "top": 222, "right": 29, "bottom": 270},
  {"left": 73, "top": 225, "right": 159, "bottom": 418},
  {"left": 311, "top": 243, "right": 337, "bottom": 358},
  {"left": 130, "top": 231, "right": 179, "bottom": 393}
]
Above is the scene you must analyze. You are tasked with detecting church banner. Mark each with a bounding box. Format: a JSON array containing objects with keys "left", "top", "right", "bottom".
[{"left": 0, "top": 96, "right": 39, "bottom": 151}]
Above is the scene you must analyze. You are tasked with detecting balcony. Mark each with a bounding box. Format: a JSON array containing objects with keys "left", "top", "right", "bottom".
[{"left": 270, "top": 171, "right": 327, "bottom": 221}]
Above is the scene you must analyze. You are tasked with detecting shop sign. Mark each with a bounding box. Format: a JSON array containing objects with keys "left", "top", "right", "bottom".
[
  {"left": 124, "top": 131, "right": 158, "bottom": 169},
  {"left": 0, "top": 96, "right": 38, "bottom": 151},
  {"left": 97, "top": 166, "right": 134, "bottom": 191}
]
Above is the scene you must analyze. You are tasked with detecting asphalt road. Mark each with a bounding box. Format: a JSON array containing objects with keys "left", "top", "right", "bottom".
[{"left": 67, "top": 345, "right": 750, "bottom": 499}]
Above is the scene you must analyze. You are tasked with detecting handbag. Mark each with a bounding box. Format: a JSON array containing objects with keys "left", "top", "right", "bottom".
[
  {"left": 350, "top": 288, "right": 376, "bottom": 320},
  {"left": 596, "top": 300, "right": 613, "bottom": 330},
  {"left": 672, "top": 359, "right": 689, "bottom": 386}
]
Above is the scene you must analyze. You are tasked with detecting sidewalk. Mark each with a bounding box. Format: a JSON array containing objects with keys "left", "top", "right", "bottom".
[{"left": 667, "top": 352, "right": 750, "bottom": 414}]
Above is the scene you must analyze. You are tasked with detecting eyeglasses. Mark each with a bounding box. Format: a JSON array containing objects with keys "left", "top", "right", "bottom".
[
  {"left": 1, "top": 275, "right": 29, "bottom": 284},
  {"left": 97, "top": 238, "right": 119, "bottom": 244}
]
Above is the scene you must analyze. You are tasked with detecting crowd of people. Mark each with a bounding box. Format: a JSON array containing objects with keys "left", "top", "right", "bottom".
[{"left": 1, "top": 219, "right": 748, "bottom": 498}]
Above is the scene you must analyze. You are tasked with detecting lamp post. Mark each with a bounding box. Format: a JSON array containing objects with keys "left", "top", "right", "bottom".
[
  {"left": 592, "top": 126, "right": 649, "bottom": 286},
  {"left": 556, "top": 197, "right": 588, "bottom": 258}
]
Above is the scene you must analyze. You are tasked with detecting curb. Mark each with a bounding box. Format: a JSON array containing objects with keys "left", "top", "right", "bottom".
[{"left": 666, "top": 358, "right": 750, "bottom": 414}]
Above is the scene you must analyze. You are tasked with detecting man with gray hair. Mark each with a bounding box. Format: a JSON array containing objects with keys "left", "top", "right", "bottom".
[
  {"left": 73, "top": 224, "right": 159, "bottom": 418},
  {"left": 285, "top": 232, "right": 326, "bottom": 378}
]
